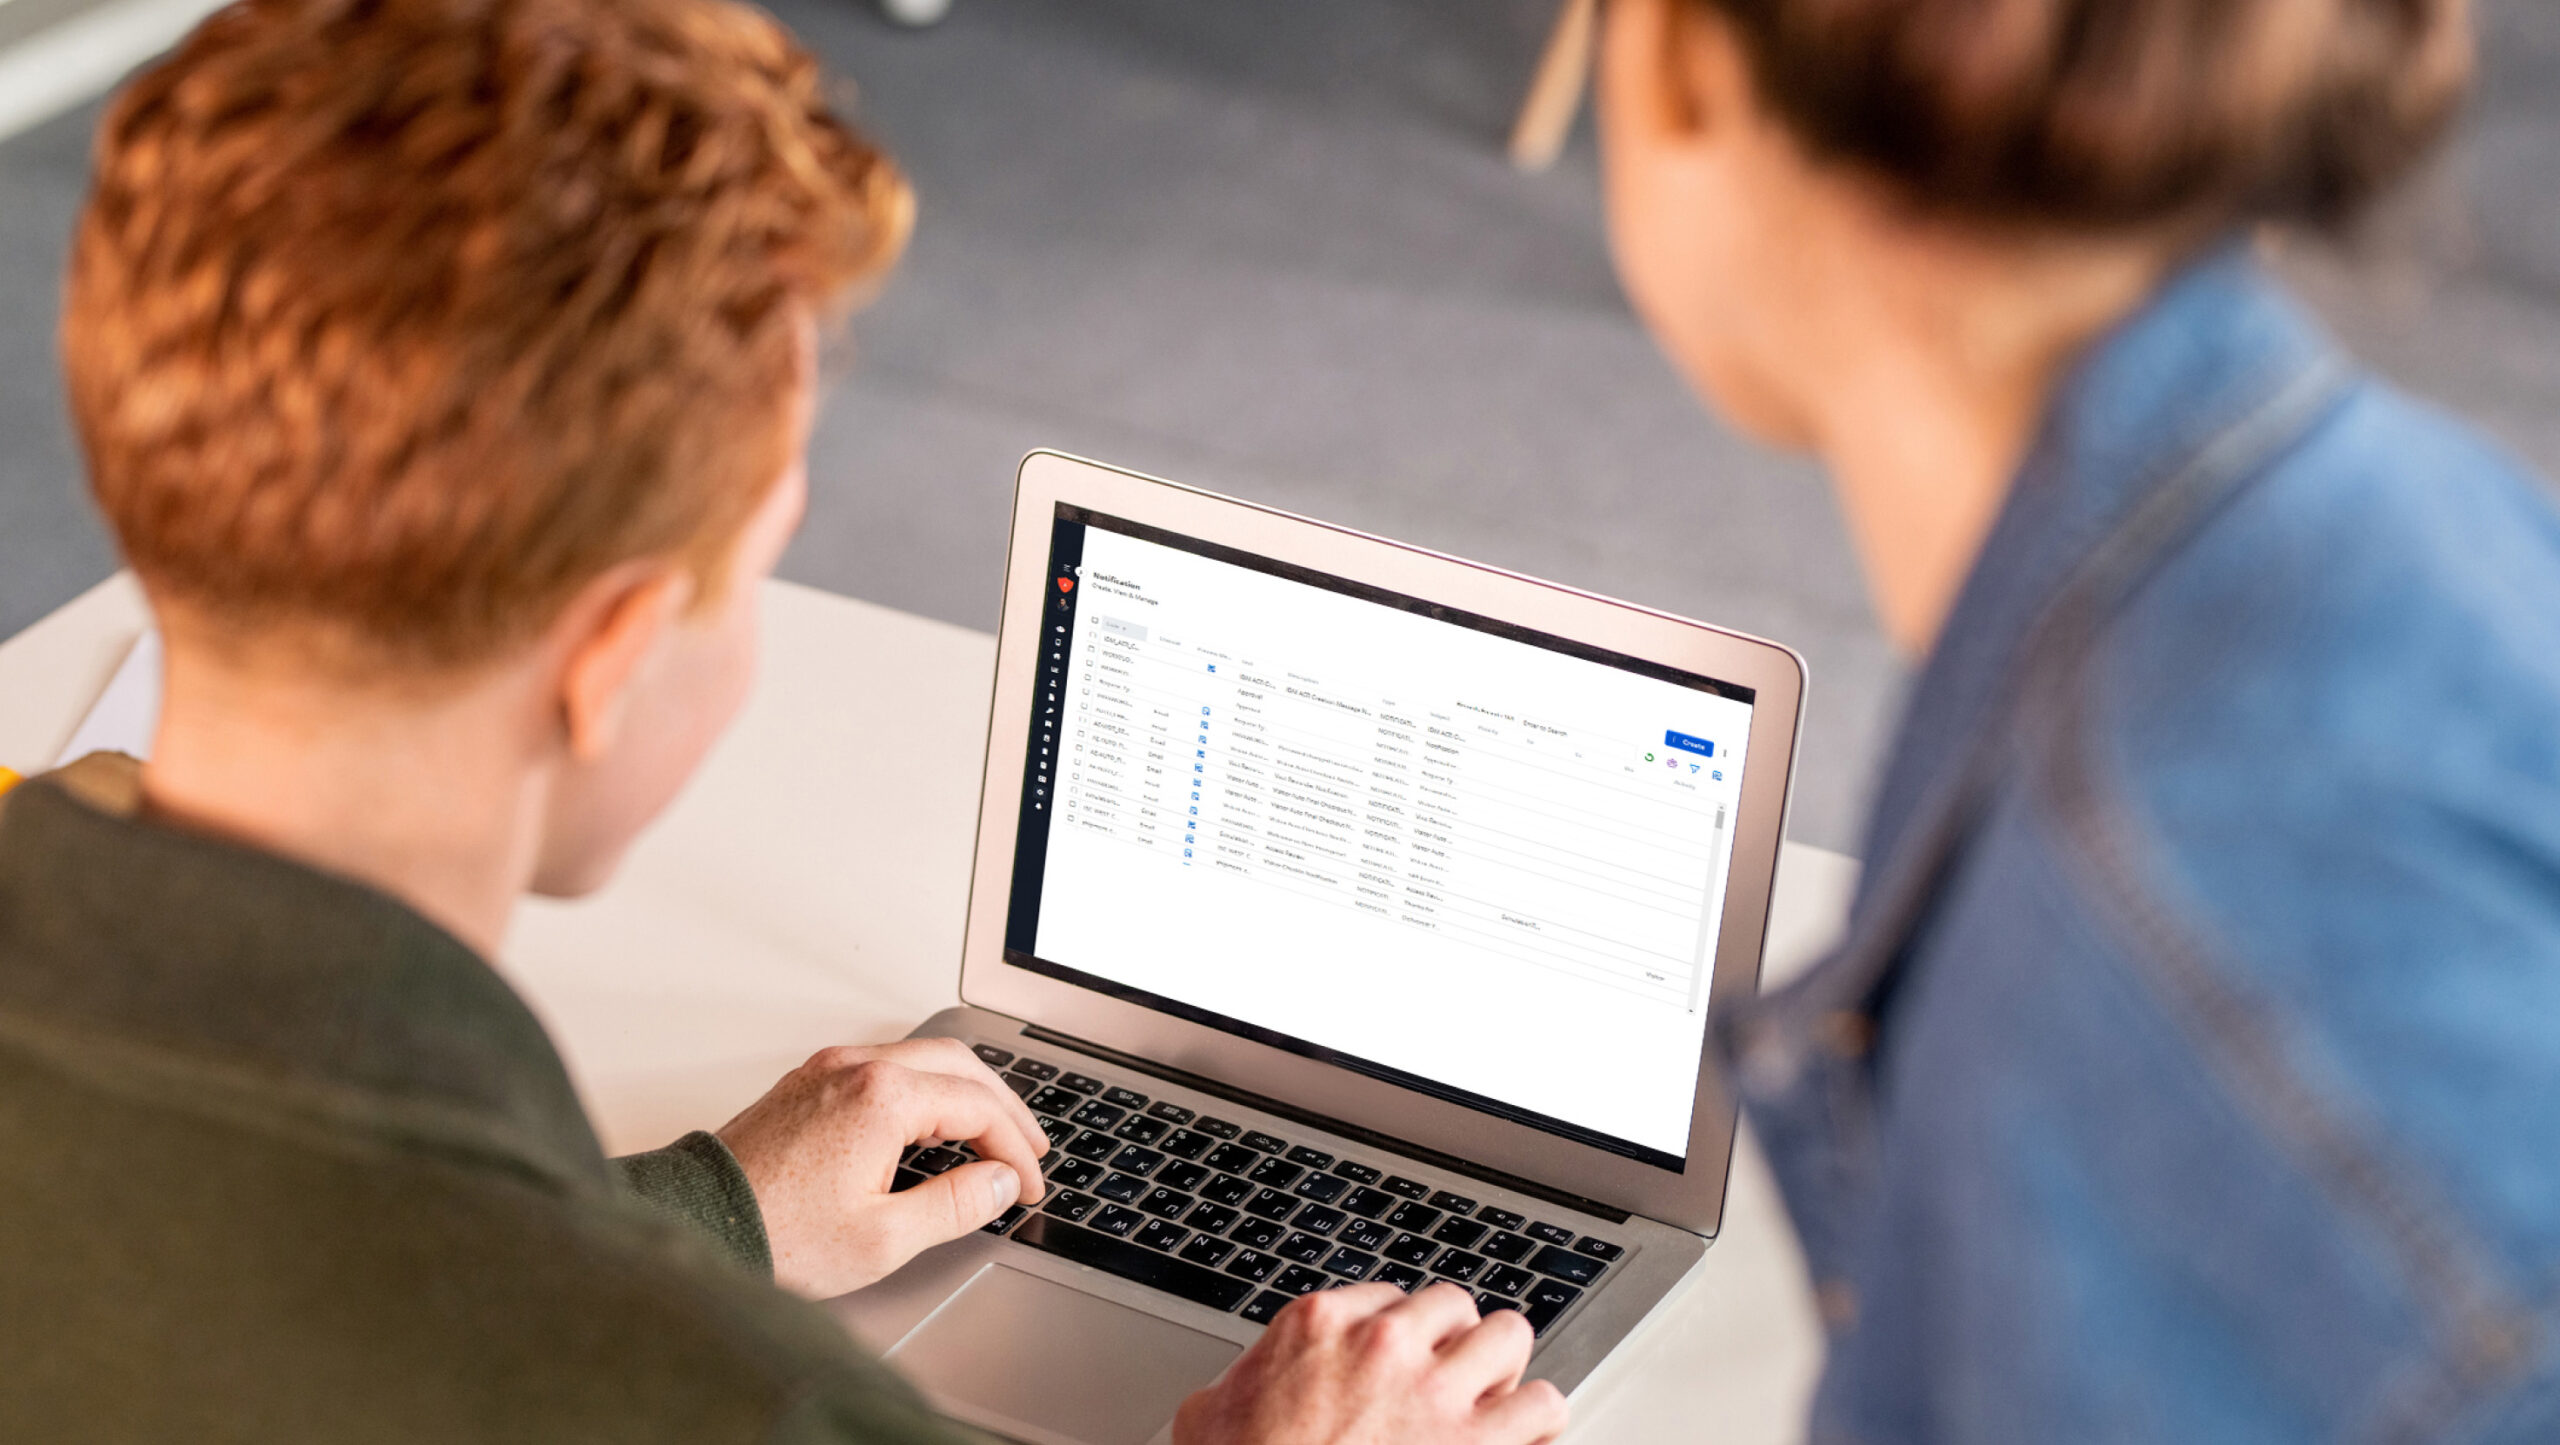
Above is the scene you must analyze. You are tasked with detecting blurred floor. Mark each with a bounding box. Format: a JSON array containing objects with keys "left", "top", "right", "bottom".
[{"left": 2, "top": 0, "right": 2554, "bottom": 852}]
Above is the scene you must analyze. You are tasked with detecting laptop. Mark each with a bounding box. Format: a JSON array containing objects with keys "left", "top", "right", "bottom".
[{"left": 830, "top": 451, "right": 1805, "bottom": 1445}]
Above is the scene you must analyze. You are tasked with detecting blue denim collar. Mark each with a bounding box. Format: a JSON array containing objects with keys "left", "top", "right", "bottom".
[
  {"left": 1720, "top": 246, "right": 2354, "bottom": 1096},
  {"left": 1852, "top": 244, "right": 2347, "bottom": 903}
]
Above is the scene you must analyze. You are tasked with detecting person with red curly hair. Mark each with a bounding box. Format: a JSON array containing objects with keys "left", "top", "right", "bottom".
[{"left": 5, "top": 0, "right": 1564, "bottom": 1440}]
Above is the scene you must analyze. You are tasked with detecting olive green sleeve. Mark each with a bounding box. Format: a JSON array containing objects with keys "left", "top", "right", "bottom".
[
  {"left": 613, "top": 1129, "right": 774, "bottom": 1278},
  {"left": 767, "top": 1371, "right": 1000, "bottom": 1445}
]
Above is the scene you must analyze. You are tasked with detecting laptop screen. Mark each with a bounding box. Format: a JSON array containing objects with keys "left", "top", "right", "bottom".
[{"left": 1002, "top": 506, "right": 1755, "bottom": 1171}]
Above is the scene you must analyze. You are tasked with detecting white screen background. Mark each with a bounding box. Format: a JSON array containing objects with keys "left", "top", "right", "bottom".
[{"left": 1030, "top": 526, "right": 1753, "bottom": 1158}]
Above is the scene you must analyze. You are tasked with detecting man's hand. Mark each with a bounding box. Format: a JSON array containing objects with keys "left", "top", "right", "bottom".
[
  {"left": 1173, "top": 1282, "right": 1569, "bottom": 1445},
  {"left": 716, "top": 1038, "right": 1049, "bottom": 1298}
]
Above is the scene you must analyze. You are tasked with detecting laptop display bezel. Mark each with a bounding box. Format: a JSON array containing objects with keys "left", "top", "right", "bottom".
[{"left": 958, "top": 451, "right": 1806, "bottom": 1236}]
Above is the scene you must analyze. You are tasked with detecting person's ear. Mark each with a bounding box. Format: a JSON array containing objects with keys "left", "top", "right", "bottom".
[
  {"left": 1603, "top": 0, "right": 1754, "bottom": 150},
  {"left": 556, "top": 565, "right": 694, "bottom": 765}
]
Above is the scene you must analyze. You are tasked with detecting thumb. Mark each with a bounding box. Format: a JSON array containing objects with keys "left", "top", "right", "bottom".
[{"left": 876, "top": 1159, "right": 1023, "bottom": 1257}]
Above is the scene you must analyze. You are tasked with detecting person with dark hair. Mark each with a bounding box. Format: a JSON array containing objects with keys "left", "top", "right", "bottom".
[{"left": 1594, "top": 0, "right": 2560, "bottom": 1437}]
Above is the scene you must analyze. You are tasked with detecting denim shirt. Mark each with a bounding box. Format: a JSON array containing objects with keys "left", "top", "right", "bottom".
[{"left": 1721, "top": 251, "right": 2560, "bottom": 1443}]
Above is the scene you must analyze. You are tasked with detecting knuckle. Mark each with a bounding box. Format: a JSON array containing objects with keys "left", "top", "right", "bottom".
[
  {"left": 1345, "top": 1310, "right": 1404, "bottom": 1360},
  {"left": 1275, "top": 1292, "right": 1337, "bottom": 1344},
  {"left": 845, "top": 1058, "right": 902, "bottom": 1094},
  {"left": 1524, "top": 1378, "right": 1570, "bottom": 1427},
  {"left": 1297, "top": 1286, "right": 1355, "bottom": 1329}
]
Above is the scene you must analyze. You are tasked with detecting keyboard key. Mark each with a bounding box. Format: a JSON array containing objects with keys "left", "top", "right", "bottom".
[
  {"left": 1158, "top": 1161, "right": 1212, "bottom": 1193},
  {"left": 1090, "top": 1205, "right": 1145, "bottom": 1238},
  {"left": 1529, "top": 1245, "right": 1605, "bottom": 1286},
  {"left": 1482, "top": 1264, "right": 1536, "bottom": 1297},
  {"left": 1292, "top": 1173, "right": 1349, "bottom": 1204},
  {"left": 1339, "top": 1218, "right": 1392, "bottom": 1252},
  {"left": 1573, "top": 1237, "right": 1626, "bottom": 1263},
  {"left": 1377, "top": 1261, "right": 1428, "bottom": 1292},
  {"left": 1057, "top": 1073, "right": 1105, "bottom": 1096},
  {"left": 1428, "top": 1190, "right": 1479, "bottom": 1215},
  {"left": 1339, "top": 1187, "right": 1397, "bottom": 1220},
  {"left": 1293, "top": 1205, "right": 1347, "bottom": 1236},
  {"left": 1432, "top": 1218, "right": 1489, "bottom": 1249},
  {"left": 1522, "top": 1278, "right": 1582, "bottom": 1335},
  {"left": 1011, "top": 1214, "right": 1253, "bottom": 1312},
  {"left": 1041, "top": 1190, "right": 1097, "bottom": 1222},
  {"left": 1192, "top": 1117, "right": 1242, "bottom": 1140},
  {"left": 1434, "top": 1249, "right": 1487, "bottom": 1283},
  {"left": 1231, "top": 1217, "right": 1285, "bottom": 1251},
  {"left": 892, "top": 1168, "right": 926, "bottom": 1192},
  {"left": 1323, "top": 1247, "right": 1379, "bottom": 1281},
  {"left": 1286, "top": 1146, "right": 1335, "bottom": 1170},
  {"left": 1385, "top": 1202, "right": 1442, "bottom": 1234},
  {"left": 1140, "top": 1187, "right": 1194, "bottom": 1220},
  {"left": 1147, "top": 1101, "right": 1195, "bottom": 1124},
  {"left": 1037, "top": 1117, "right": 1077, "bottom": 1149},
  {"left": 1049, "top": 1158, "right": 1103, "bottom": 1192},
  {"left": 1241, "top": 1131, "right": 1289, "bottom": 1155},
  {"left": 1135, "top": 1219, "right": 1189, "bottom": 1252},
  {"left": 1065, "top": 1131, "right": 1118, "bottom": 1162},
  {"left": 1525, "top": 1222, "right": 1574, "bottom": 1247},
  {"left": 1273, "top": 1265, "right": 1329, "bottom": 1297},
  {"left": 1184, "top": 1201, "right": 1240, "bottom": 1235},
  {"left": 1244, "top": 1189, "right": 1300, "bottom": 1222},
  {"left": 1477, "top": 1206, "right": 1526, "bottom": 1232},
  {"left": 1203, "top": 1144, "right": 1260, "bottom": 1175},
  {"left": 1331, "top": 1160, "right": 1383, "bottom": 1186},
  {"left": 1094, "top": 1173, "right": 1146, "bottom": 1204},
  {"left": 1103, "top": 1087, "right": 1150, "bottom": 1111},
  {"left": 1113, "top": 1116, "right": 1169, "bottom": 1146},
  {"left": 971, "top": 1043, "right": 1015, "bottom": 1069},
  {"left": 1200, "top": 1174, "right": 1253, "bottom": 1207},
  {"left": 1246, "top": 1158, "right": 1303, "bottom": 1189},
  {"left": 1276, "top": 1232, "right": 1329, "bottom": 1264},
  {"left": 1027, "top": 1086, "right": 1083, "bottom": 1117},
  {"left": 1478, "top": 1292, "right": 1525, "bottom": 1317},
  {"left": 1159, "top": 1129, "right": 1214, "bottom": 1161},
  {"left": 1224, "top": 1250, "right": 1282, "bottom": 1284},
  {"left": 1480, "top": 1231, "right": 1535, "bottom": 1264},
  {"left": 1109, "top": 1146, "right": 1166, "bottom": 1176},
  {"left": 1381, "top": 1176, "right": 1431, "bottom": 1200},
  {"left": 909, "top": 1147, "right": 967, "bottom": 1177},
  {"left": 1002, "top": 1073, "right": 1038, "bottom": 1099},
  {"left": 1008, "top": 1058, "right": 1059, "bottom": 1082},
  {"left": 1069, "top": 1100, "right": 1127, "bottom": 1131},
  {"left": 1178, "top": 1235, "right": 1235, "bottom": 1268},
  {"left": 1384, "top": 1233, "right": 1439, "bottom": 1267},
  {"left": 1241, "top": 1290, "right": 1291, "bottom": 1325},
  {"left": 983, "top": 1203, "right": 1030, "bottom": 1236}
]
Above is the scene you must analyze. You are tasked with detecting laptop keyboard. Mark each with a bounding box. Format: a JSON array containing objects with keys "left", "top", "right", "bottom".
[{"left": 891, "top": 1042, "right": 1624, "bottom": 1336}]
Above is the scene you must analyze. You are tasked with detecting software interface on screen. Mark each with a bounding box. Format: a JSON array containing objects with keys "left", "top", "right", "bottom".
[{"left": 1003, "top": 507, "right": 1756, "bottom": 1169}]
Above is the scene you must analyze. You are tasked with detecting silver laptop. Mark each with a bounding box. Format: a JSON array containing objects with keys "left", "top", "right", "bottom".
[{"left": 831, "top": 451, "right": 1805, "bottom": 1445}]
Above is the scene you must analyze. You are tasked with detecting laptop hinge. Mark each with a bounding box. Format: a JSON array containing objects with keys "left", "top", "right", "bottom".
[{"left": 1021, "top": 1024, "right": 1634, "bottom": 1225}]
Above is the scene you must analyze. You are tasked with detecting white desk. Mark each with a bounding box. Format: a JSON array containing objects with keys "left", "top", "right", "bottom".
[{"left": 0, "top": 573, "right": 1850, "bottom": 1443}]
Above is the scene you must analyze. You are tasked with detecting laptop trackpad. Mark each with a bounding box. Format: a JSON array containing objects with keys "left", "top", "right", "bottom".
[{"left": 887, "top": 1265, "right": 1242, "bottom": 1445}]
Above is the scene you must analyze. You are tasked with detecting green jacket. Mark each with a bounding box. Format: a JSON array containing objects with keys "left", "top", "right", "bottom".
[{"left": 0, "top": 756, "right": 970, "bottom": 1443}]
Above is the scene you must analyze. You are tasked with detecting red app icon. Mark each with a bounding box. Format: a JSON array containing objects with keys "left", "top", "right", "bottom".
[{"left": 1057, "top": 577, "right": 1075, "bottom": 593}]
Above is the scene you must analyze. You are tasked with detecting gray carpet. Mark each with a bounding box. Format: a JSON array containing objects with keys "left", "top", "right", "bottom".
[{"left": 4, "top": 0, "right": 2555, "bottom": 853}]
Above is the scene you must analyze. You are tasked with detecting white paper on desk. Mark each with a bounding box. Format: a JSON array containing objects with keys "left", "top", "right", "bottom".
[{"left": 54, "top": 628, "right": 161, "bottom": 766}]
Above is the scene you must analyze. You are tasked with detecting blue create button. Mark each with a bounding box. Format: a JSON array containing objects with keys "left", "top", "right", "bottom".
[{"left": 1664, "top": 730, "right": 1715, "bottom": 758}]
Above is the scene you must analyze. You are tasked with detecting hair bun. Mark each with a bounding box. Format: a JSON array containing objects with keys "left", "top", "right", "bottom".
[{"left": 1698, "top": 0, "right": 2472, "bottom": 232}]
